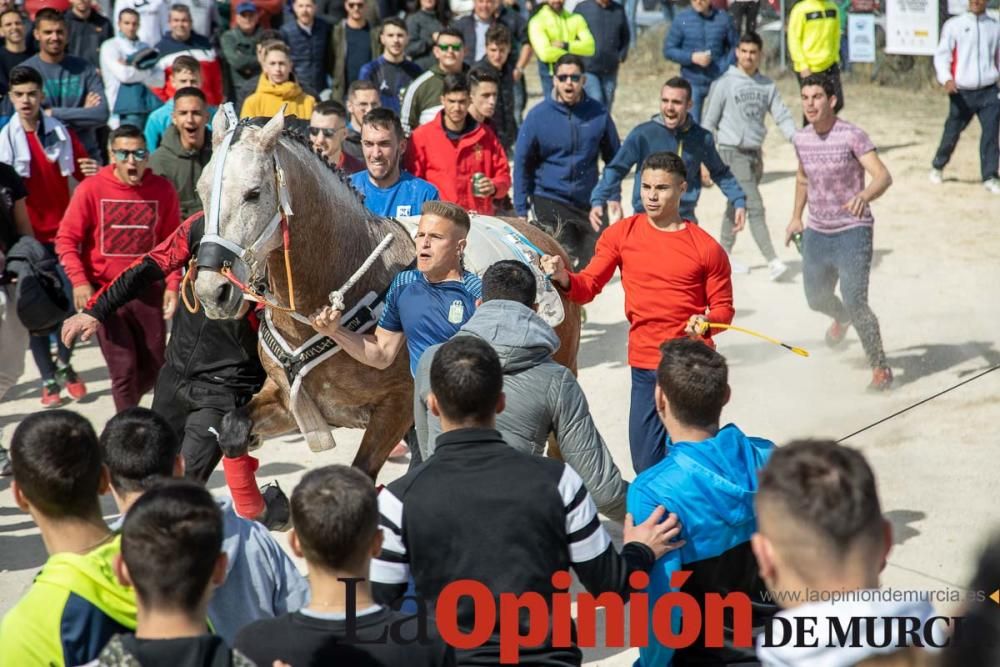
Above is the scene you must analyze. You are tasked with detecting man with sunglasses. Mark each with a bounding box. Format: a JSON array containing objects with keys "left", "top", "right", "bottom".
[
  {"left": 309, "top": 99, "right": 364, "bottom": 172},
  {"left": 330, "top": 0, "right": 382, "bottom": 102},
  {"left": 400, "top": 27, "right": 468, "bottom": 134},
  {"left": 514, "top": 54, "right": 619, "bottom": 268},
  {"left": 56, "top": 125, "right": 181, "bottom": 412}
]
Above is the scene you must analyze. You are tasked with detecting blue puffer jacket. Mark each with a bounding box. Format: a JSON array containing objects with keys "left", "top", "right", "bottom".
[
  {"left": 513, "top": 93, "right": 620, "bottom": 214},
  {"left": 280, "top": 18, "right": 331, "bottom": 95},
  {"left": 663, "top": 7, "right": 738, "bottom": 88}
]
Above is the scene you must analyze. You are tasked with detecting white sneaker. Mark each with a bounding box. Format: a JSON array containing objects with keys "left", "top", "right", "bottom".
[
  {"left": 768, "top": 258, "right": 789, "bottom": 281},
  {"left": 985, "top": 178, "right": 1000, "bottom": 194},
  {"left": 929, "top": 168, "right": 943, "bottom": 184},
  {"left": 729, "top": 257, "right": 750, "bottom": 274}
]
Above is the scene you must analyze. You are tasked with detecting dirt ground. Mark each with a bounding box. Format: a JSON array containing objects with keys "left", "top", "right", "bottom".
[{"left": 2, "top": 42, "right": 999, "bottom": 665}]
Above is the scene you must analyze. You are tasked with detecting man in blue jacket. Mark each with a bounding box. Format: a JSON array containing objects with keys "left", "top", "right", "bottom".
[
  {"left": 627, "top": 338, "right": 778, "bottom": 666},
  {"left": 588, "top": 76, "right": 745, "bottom": 231},
  {"left": 663, "top": 0, "right": 738, "bottom": 121},
  {"left": 514, "top": 53, "right": 619, "bottom": 267}
]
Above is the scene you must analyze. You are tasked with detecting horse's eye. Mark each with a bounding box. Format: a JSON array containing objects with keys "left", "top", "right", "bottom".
[{"left": 243, "top": 188, "right": 261, "bottom": 202}]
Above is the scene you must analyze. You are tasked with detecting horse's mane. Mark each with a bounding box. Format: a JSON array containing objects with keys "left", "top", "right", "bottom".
[{"left": 235, "top": 116, "right": 372, "bottom": 220}]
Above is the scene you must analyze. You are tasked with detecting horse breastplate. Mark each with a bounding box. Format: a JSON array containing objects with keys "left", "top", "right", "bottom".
[{"left": 260, "top": 290, "right": 384, "bottom": 386}]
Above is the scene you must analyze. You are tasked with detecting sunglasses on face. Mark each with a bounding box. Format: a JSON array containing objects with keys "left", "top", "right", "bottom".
[
  {"left": 556, "top": 74, "right": 582, "bottom": 82},
  {"left": 436, "top": 42, "right": 463, "bottom": 52},
  {"left": 113, "top": 148, "right": 149, "bottom": 161},
  {"left": 309, "top": 126, "right": 343, "bottom": 137}
]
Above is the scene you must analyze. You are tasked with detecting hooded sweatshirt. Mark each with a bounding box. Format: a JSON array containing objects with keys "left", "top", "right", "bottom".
[
  {"left": 414, "top": 299, "right": 629, "bottom": 519},
  {"left": 55, "top": 164, "right": 181, "bottom": 290},
  {"left": 240, "top": 78, "right": 316, "bottom": 120},
  {"left": 627, "top": 424, "right": 777, "bottom": 666},
  {"left": 702, "top": 65, "right": 797, "bottom": 150},
  {"left": 0, "top": 535, "right": 138, "bottom": 667},
  {"left": 589, "top": 113, "right": 745, "bottom": 220},
  {"left": 757, "top": 596, "right": 941, "bottom": 667},
  {"left": 150, "top": 125, "right": 212, "bottom": 220}
]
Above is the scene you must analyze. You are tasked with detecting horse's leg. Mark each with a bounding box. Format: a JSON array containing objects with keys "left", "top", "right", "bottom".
[
  {"left": 245, "top": 377, "right": 298, "bottom": 443},
  {"left": 352, "top": 389, "right": 413, "bottom": 480}
]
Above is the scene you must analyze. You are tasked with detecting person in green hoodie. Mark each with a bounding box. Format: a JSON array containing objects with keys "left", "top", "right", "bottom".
[
  {"left": 150, "top": 87, "right": 212, "bottom": 221},
  {"left": 0, "top": 410, "right": 138, "bottom": 667}
]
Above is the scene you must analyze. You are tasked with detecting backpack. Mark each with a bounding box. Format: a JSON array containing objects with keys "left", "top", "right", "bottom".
[{"left": 4, "top": 237, "right": 72, "bottom": 336}]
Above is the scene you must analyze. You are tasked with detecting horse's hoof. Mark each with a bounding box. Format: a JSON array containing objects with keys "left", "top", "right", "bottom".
[{"left": 306, "top": 430, "right": 337, "bottom": 453}]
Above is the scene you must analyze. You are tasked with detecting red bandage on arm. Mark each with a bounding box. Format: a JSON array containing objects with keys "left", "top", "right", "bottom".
[{"left": 222, "top": 454, "right": 265, "bottom": 519}]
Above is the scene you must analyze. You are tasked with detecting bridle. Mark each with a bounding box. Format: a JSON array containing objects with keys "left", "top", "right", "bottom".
[{"left": 195, "top": 104, "right": 301, "bottom": 313}]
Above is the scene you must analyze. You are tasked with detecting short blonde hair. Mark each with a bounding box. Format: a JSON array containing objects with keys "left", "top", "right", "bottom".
[{"left": 421, "top": 201, "right": 470, "bottom": 234}]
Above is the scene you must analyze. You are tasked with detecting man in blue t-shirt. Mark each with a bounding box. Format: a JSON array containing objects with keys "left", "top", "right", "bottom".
[
  {"left": 348, "top": 108, "right": 439, "bottom": 219},
  {"left": 311, "top": 199, "right": 480, "bottom": 378}
]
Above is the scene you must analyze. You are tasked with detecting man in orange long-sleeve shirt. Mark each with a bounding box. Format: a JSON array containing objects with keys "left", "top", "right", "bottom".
[
  {"left": 543, "top": 151, "right": 734, "bottom": 473},
  {"left": 56, "top": 125, "right": 181, "bottom": 412}
]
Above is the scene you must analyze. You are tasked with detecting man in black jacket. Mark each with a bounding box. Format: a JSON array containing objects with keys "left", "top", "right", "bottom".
[
  {"left": 371, "top": 335, "right": 684, "bottom": 665},
  {"left": 66, "top": 0, "right": 113, "bottom": 70},
  {"left": 60, "top": 215, "right": 288, "bottom": 529}
]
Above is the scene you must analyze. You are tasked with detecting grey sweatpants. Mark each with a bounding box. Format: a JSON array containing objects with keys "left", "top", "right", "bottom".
[
  {"left": 719, "top": 146, "right": 777, "bottom": 262},
  {"left": 0, "top": 284, "right": 28, "bottom": 400}
]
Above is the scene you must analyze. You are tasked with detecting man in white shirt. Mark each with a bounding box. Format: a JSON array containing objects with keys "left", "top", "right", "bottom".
[{"left": 929, "top": 0, "right": 1000, "bottom": 194}]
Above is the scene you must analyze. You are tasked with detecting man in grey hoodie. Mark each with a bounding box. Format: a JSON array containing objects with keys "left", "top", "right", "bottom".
[
  {"left": 702, "top": 31, "right": 796, "bottom": 280},
  {"left": 752, "top": 440, "right": 943, "bottom": 666},
  {"left": 413, "top": 259, "right": 628, "bottom": 521}
]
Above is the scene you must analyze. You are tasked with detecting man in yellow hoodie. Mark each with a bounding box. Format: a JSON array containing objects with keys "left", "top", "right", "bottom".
[
  {"left": 528, "top": 0, "right": 595, "bottom": 99},
  {"left": 0, "top": 410, "right": 138, "bottom": 666},
  {"left": 241, "top": 42, "right": 316, "bottom": 119},
  {"left": 787, "top": 0, "right": 843, "bottom": 112}
]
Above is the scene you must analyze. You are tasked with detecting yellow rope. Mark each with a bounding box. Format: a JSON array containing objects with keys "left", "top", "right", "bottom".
[{"left": 708, "top": 322, "right": 810, "bottom": 357}]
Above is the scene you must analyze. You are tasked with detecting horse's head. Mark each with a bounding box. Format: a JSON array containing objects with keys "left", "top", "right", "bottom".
[{"left": 194, "top": 106, "right": 290, "bottom": 319}]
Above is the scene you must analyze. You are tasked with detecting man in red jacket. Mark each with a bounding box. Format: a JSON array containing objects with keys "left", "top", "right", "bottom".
[
  {"left": 542, "top": 151, "right": 734, "bottom": 474},
  {"left": 405, "top": 73, "right": 510, "bottom": 215},
  {"left": 56, "top": 125, "right": 181, "bottom": 412}
]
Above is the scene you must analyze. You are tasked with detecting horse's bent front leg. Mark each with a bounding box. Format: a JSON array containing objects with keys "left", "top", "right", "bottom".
[
  {"left": 353, "top": 389, "right": 414, "bottom": 480},
  {"left": 246, "top": 377, "right": 299, "bottom": 441}
]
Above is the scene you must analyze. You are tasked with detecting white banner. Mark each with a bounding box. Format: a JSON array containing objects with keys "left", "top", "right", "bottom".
[
  {"left": 848, "top": 13, "right": 877, "bottom": 62},
  {"left": 885, "top": 0, "right": 940, "bottom": 55}
]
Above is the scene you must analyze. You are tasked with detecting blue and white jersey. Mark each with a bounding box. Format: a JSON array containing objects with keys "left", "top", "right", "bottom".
[{"left": 378, "top": 269, "right": 482, "bottom": 376}]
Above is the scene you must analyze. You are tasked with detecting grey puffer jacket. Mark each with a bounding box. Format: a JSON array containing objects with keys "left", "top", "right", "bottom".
[{"left": 414, "top": 299, "right": 628, "bottom": 520}]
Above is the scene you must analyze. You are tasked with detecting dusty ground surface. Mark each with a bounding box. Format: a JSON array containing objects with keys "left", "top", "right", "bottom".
[{"left": 2, "top": 37, "right": 999, "bottom": 665}]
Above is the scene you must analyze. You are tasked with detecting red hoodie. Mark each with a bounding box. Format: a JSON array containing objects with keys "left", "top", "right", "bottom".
[
  {"left": 56, "top": 165, "right": 181, "bottom": 291},
  {"left": 405, "top": 112, "right": 511, "bottom": 215}
]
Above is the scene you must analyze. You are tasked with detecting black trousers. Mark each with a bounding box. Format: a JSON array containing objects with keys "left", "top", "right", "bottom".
[
  {"left": 530, "top": 195, "right": 599, "bottom": 269},
  {"left": 729, "top": 0, "right": 759, "bottom": 34},
  {"left": 932, "top": 85, "right": 1000, "bottom": 182},
  {"left": 151, "top": 364, "right": 253, "bottom": 483}
]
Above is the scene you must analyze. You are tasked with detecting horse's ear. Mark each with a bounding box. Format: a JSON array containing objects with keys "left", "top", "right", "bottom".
[
  {"left": 211, "top": 106, "right": 232, "bottom": 150},
  {"left": 255, "top": 107, "right": 286, "bottom": 152}
]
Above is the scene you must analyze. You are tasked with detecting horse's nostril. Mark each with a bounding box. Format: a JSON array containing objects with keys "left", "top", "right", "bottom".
[{"left": 215, "top": 282, "right": 232, "bottom": 306}]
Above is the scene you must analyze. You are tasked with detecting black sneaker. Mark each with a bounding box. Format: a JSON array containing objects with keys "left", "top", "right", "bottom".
[{"left": 255, "top": 482, "right": 290, "bottom": 531}]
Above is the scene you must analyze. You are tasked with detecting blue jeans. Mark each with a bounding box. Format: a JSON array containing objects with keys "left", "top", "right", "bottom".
[
  {"left": 583, "top": 71, "right": 618, "bottom": 112},
  {"left": 690, "top": 82, "right": 710, "bottom": 123},
  {"left": 538, "top": 61, "right": 553, "bottom": 100},
  {"left": 802, "top": 226, "right": 886, "bottom": 368},
  {"left": 629, "top": 368, "right": 668, "bottom": 473}
]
